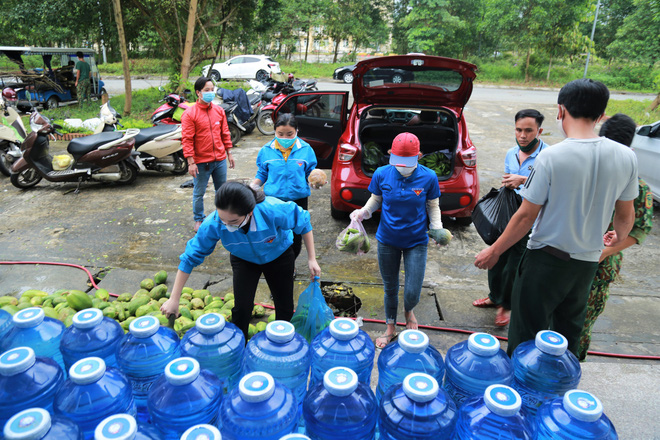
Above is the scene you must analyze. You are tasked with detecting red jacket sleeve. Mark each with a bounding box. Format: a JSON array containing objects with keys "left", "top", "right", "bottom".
[{"left": 181, "top": 107, "right": 196, "bottom": 159}]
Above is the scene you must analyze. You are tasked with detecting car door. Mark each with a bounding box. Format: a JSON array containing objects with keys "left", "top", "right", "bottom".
[
  {"left": 241, "top": 56, "right": 260, "bottom": 78},
  {"left": 273, "top": 91, "right": 349, "bottom": 169},
  {"left": 632, "top": 121, "right": 660, "bottom": 201},
  {"left": 223, "top": 57, "right": 244, "bottom": 79}
]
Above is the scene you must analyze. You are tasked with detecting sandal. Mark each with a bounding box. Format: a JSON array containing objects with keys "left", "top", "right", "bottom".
[
  {"left": 472, "top": 297, "right": 497, "bottom": 308},
  {"left": 375, "top": 331, "right": 398, "bottom": 349},
  {"left": 495, "top": 307, "right": 510, "bottom": 327},
  {"left": 404, "top": 310, "right": 418, "bottom": 330}
]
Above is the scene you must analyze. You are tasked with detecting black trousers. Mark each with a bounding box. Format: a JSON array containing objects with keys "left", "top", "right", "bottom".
[
  {"left": 230, "top": 246, "right": 295, "bottom": 340},
  {"left": 487, "top": 231, "right": 529, "bottom": 310},
  {"left": 291, "top": 197, "right": 308, "bottom": 261}
]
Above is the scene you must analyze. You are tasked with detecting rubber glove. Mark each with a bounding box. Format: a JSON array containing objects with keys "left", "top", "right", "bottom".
[
  {"left": 429, "top": 228, "right": 453, "bottom": 246},
  {"left": 350, "top": 208, "right": 371, "bottom": 222}
]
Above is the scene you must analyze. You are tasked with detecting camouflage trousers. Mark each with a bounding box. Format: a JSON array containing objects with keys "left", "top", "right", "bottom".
[
  {"left": 77, "top": 79, "right": 91, "bottom": 108},
  {"left": 577, "top": 277, "right": 614, "bottom": 361}
]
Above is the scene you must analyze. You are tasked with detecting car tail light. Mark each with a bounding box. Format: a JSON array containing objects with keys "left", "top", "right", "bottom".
[
  {"left": 459, "top": 195, "right": 472, "bottom": 206},
  {"left": 341, "top": 189, "right": 354, "bottom": 201},
  {"left": 338, "top": 144, "right": 357, "bottom": 161},
  {"left": 460, "top": 147, "right": 477, "bottom": 167},
  {"left": 268, "top": 63, "right": 277, "bottom": 67}
]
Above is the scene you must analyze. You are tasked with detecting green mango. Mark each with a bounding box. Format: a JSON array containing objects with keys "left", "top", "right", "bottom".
[
  {"left": 117, "top": 293, "right": 133, "bottom": 302},
  {"left": 95, "top": 289, "right": 110, "bottom": 301},
  {"left": 178, "top": 306, "right": 192, "bottom": 320},
  {"left": 42, "top": 299, "right": 53, "bottom": 308},
  {"left": 149, "top": 284, "right": 168, "bottom": 301},
  {"left": 42, "top": 307, "right": 59, "bottom": 319},
  {"left": 192, "top": 289, "right": 209, "bottom": 300},
  {"left": 121, "top": 316, "right": 137, "bottom": 331},
  {"left": 134, "top": 289, "right": 150, "bottom": 297},
  {"left": 154, "top": 313, "right": 169, "bottom": 326},
  {"left": 30, "top": 296, "right": 43, "bottom": 306},
  {"left": 154, "top": 270, "right": 168, "bottom": 285},
  {"left": 0, "top": 296, "right": 18, "bottom": 307},
  {"left": 52, "top": 296, "right": 67, "bottom": 306},
  {"left": 136, "top": 304, "right": 156, "bottom": 318},
  {"left": 224, "top": 293, "right": 235, "bottom": 302},
  {"left": 181, "top": 292, "right": 193, "bottom": 302},
  {"left": 1, "top": 305, "right": 19, "bottom": 315},
  {"left": 21, "top": 289, "right": 48, "bottom": 299},
  {"left": 181, "top": 287, "right": 194, "bottom": 295},
  {"left": 268, "top": 313, "right": 276, "bottom": 323},
  {"left": 256, "top": 321, "right": 268, "bottom": 332},
  {"left": 140, "top": 278, "right": 154, "bottom": 291},
  {"left": 17, "top": 302, "right": 33, "bottom": 311},
  {"left": 52, "top": 289, "right": 67, "bottom": 296},
  {"left": 64, "top": 316, "right": 74, "bottom": 327},
  {"left": 58, "top": 307, "right": 76, "bottom": 322},
  {"left": 117, "top": 309, "right": 126, "bottom": 322},
  {"left": 248, "top": 324, "right": 257, "bottom": 338},
  {"left": 66, "top": 290, "right": 93, "bottom": 311},
  {"left": 204, "top": 301, "right": 224, "bottom": 312},
  {"left": 191, "top": 310, "right": 204, "bottom": 320},
  {"left": 174, "top": 316, "right": 195, "bottom": 333},
  {"left": 180, "top": 299, "right": 191, "bottom": 308},
  {"left": 204, "top": 295, "right": 214, "bottom": 306},
  {"left": 222, "top": 299, "right": 235, "bottom": 310},
  {"left": 92, "top": 298, "right": 102, "bottom": 308},
  {"left": 190, "top": 298, "right": 204, "bottom": 310},
  {"left": 103, "top": 307, "right": 118, "bottom": 319},
  {"left": 158, "top": 297, "right": 168, "bottom": 305},
  {"left": 54, "top": 302, "right": 68, "bottom": 312},
  {"left": 128, "top": 296, "right": 150, "bottom": 316},
  {"left": 97, "top": 301, "right": 111, "bottom": 310},
  {"left": 252, "top": 305, "right": 266, "bottom": 317}
]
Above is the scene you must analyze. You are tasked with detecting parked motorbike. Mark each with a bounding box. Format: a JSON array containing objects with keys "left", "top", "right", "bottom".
[
  {"left": 10, "top": 108, "right": 140, "bottom": 191},
  {"left": 0, "top": 89, "right": 27, "bottom": 176},
  {"left": 256, "top": 78, "right": 319, "bottom": 135},
  {"left": 97, "top": 102, "right": 187, "bottom": 175},
  {"left": 213, "top": 87, "right": 264, "bottom": 144},
  {"left": 151, "top": 88, "right": 193, "bottom": 125}
]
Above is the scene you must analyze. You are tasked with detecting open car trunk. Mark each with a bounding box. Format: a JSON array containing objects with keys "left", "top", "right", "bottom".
[{"left": 359, "top": 108, "right": 458, "bottom": 180}]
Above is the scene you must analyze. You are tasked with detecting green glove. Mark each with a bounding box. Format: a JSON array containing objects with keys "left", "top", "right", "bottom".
[{"left": 429, "top": 228, "right": 453, "bottom": 246}]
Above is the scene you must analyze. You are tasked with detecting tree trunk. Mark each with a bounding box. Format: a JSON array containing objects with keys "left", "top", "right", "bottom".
[
  {"left": 525, "top": 50, "right": 531, "bottom": 83},
  {"left": 546, "top": 55, "right": 553, "bottom": 81},
  {"left": 650, "top": 91, "right": 660, "bottom": 112},
  {"left": 179, "top": 0, "right": 199, "bottom": 91},
  {"left": 111, "top": 0, "right": 132, "bottom": 115},
  {"left": 305, "top": 26, "right": 312, "bottom": 62},
  {"left": 333, "top": 39, "right": 340, "bottom": 63}
]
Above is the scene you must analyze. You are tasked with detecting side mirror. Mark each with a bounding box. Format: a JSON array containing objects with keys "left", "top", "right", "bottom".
[
  {"left": 158, "top": 86, "right": 165, "bottom": 92},
  {"left": 53, "top": 123, "right": 63, "bottom": 130}
]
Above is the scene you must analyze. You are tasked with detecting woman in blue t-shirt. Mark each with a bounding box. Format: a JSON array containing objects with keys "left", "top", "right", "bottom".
[{"left": 351, "top": 133, "right": 451, "bottom": 348}]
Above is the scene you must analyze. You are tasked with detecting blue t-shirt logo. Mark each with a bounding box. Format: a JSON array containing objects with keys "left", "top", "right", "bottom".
[{"left": 412, "top": 188, "right": 423, "bottom": 196}]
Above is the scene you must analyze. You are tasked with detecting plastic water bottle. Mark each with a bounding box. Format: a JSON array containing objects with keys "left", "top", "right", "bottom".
[
  {"left": 511, "top": 330, "right": 581, "bottom": 418},
  {"left": 451, "top": 384, "right": 532, "bottom": 440},
  {"left": 310, "top": 318, "right": 375, "bottom": 386},
  {"left": 3, "top": 408, "right": 82, "bottom": 440},
  {"left": 303, "top": 366, "right": 377, "bottom": 440},
  {"left": 95, "top": 413, "right": 162, "bottom": 440},
  {"left": 180, "top": 313, "right": 245, "bottom": 394},
  {"left": 60, "top": 309, "right": 124, "bottom": 372},
  {"left": 2, "top": 307, "right": 66, "bottom": 371},
  {"left": 0, "top": 347, "right": 64, "bottom": 427},
  {"left": 0, "top": 309, "right": 14, "bottom": 341},
  {"left": 220, "top": 371, "right": 299, "bottom": 440},
  {"left": 376, "top": 330, "right": 445, "bottom": 402},
  {"left": 116, "top": 316, "right": 180, "bottom": 423},
  {"left": 534, "top": 390, "right": 617, "bottom": 439},
  {"left": 181, "top": 424, "right": 222, "bottom": 440},
  {"left": 243, "top": 320, "right": 311, "bottom": 405},
  {"left": 148, "top": 357, "right": 223, "bottom": 440},
  {"left": 379, "top": 373, "right": 457, "bottom": 440},
  {"left": 279, "top": 435, "right": 311, "bottom": 440},
  {"left": 443, "top": 333, "right": 513, "bottom": 406},
  {"left": 54, "top": 357, "right": 136, "bottom": 440}
]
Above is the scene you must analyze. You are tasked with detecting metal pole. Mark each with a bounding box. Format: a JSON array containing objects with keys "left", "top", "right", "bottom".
[{"left": 584, "top": 0, "right": 601, "bottom": 78}]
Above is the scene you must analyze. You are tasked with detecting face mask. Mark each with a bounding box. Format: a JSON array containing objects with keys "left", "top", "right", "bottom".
[
  {"left": 276, "top": 136, "right": 297, "bottom": 149},
  {"left": 224, "top": 214, "right": 249, "bottom": 232},
  {"left": 395, "top": 165, "right": 416, "bottom": 177},
  {"left": 201, "top": 91, "right": 215, "bottom": 103},
  {"left": 517, "top": 136, "right": 539, "bottom": 153}
]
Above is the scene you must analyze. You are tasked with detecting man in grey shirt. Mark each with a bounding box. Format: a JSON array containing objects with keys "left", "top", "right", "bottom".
[{"left": 474, "top": 78, "right": 637, "bottom": 356}]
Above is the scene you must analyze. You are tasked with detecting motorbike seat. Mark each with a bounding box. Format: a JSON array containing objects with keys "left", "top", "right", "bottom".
[
  {"left": 68, "top": 132, "right": 124, "bottom": 156},
  {"left": 263, "top": 91, "right": 278, "bottom": 101},
  {"left": 133, "top": 124, "right": 178, "bottom": 146}
]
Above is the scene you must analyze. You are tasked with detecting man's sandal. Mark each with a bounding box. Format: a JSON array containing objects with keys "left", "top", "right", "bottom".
[
  {"left": 375, "top": 331, "right": 398, "bottom": 349},
  {"left": 472, "top": 297, "right": 497, "bottom": 308}
]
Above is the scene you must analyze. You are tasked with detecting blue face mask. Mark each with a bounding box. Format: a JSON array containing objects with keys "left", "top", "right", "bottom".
[
  {"left": 201, "top": 91, "right": 215, "bottom": 103},
  {"left": 276, "top": 136, "right": 297, "bottom": 149}
]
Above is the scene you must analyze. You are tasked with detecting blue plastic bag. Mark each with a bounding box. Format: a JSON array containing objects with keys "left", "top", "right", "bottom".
[{"left": 290, "top": 277, "right": 334, "bottom": 342}]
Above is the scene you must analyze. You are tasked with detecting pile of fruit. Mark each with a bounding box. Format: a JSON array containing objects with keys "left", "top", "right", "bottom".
[
  {"left": 0, "top": 270, "right": 274, "bottom": 339},
  {"left": 419, "top": 151, "right": 452, "bottom": 178}
]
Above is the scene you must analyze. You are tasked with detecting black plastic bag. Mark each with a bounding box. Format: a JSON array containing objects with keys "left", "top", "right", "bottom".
[{"left": 472, "top": 187, "right": 522, "bottom": 245}]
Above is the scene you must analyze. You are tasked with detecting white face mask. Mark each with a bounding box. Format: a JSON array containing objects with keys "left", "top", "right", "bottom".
[
  {"left": 395, "top": 165, "right": 416, "bottom": 177},
  {"left": 224, "top": 214, "right": 249, "bottom": 232}
]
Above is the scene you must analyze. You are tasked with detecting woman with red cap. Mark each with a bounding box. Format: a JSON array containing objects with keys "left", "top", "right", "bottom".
[{"left": 351, "top": 132, "right": 452, "bottom": 348}]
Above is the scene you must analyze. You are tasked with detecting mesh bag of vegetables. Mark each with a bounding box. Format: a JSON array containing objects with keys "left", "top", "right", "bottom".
[
  {"left": 290, "top": 276, "right": 334, "bottom": 342},
  {"left": 336, "top": 218, "right": 371, "bottom": 255}
]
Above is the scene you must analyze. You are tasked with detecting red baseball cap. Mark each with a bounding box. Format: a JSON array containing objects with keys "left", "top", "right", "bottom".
[{"left": 390, "top": 132, "right": 420, "bottom": 167}]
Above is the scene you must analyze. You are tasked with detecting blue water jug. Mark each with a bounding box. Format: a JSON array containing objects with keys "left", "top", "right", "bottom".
[
  {"left": 310, "top": 318, "right": 375, "bottom": 386},
  {"left": 376, "top": 330, "right": 445, "bottom": 402},
  {"left": 116, "top": 316, "right": 180, "bottom": 423},
  {"left": 148, "top": 357, "right": 223, "bottom": 439},
  {"left": 279, "top": 435, "right": 311, "bottom": 440},
  {"left": 3, "top": 408, "right": 82, "bottom": 440},
  {"left": 220, "top": 371, "right": 299, "bottom": 440},
  {"left": 379, "top": 373, "right": 457, "bottom": 440},
  {"left": 54, "top": 357, "right": 136, "bottom": 440},
  {"left": 181, "top": 424, "right": 222, "bottom": 440},
  {"left": 180, "top": 313, "right": 245, "bottom": 394},
  {"left": 451, "top": 384, "right": 532, "bottom": 440},
  {"left": 94, "top": 414, "right": 162, "bottom": 440},
  {"left": 511, "top": 330, "right": 581, "bottom": 418},
  {"left": 534, "top": 389, "right": 617, "bottom": 439},
  {"left": 243, "top": 320, "right": 311, "bottom": 405},
  {"left": 303, "top": 366, "right": 377, "bottom": 440},
  {"left": 0, "top": 347, "right": 64, "bottom": 427},
  {"left": 2, "top": 307, "right": 65, "bottom": 371},
  {"left": 0, "top": 309, "right": 14, "bottom": 341},
  {"left": 443, "top": 333, "right": 513, "bottom": 406},
  {"left": 60, "top": 309, "right": 124, "bottom": 372}
]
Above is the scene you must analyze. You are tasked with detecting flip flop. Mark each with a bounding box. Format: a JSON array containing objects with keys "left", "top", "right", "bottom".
[
  {"left": 495, "top": 307, "right": 510, "bottom": 327},
  {"left": 375, "top": 331, "right": 398, "bottom": 349},
  {"left": 473, "top": 297, "right": 497, "bottom": 308}
]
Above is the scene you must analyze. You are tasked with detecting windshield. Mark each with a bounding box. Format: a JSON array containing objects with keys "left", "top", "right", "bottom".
[{"left": 362, "top": 67, "right": 464, "bottom": 92}]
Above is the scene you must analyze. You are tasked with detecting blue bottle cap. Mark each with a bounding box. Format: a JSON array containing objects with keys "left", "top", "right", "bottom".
[
  {"left": 467, "top": 333, "right": 500, "bottom": 356},
  {"left": 484, "top": 384, "right": 522, "bottom": 417},
  {"left": 129, "top": 316, "right": 160, "bottom": 338},
  {"left": 266, "top": 321, "right": 295, "bottom": 343},
  {"left": 165, "top": 357, "right": 200, "bottom": 385},
  {"left": 402, "top": 373, "right": 439, "bottom": 402},
  {"left": 398, "top": 330, "right": 429, "bottom": 354},
  {"left": 13, "top": 308, "right": 45, "bottom": 328},
  {"left": 196, "top": 313, "right": 226, "bottom": 335},
  {"left": 181, "top": 424, "right": 222, "bottom": 440},
  {"left": 328, "top": 318, "right": 358, "bottom": 341},
  {"left": 323, "top": 366, "right": 358, "bottom": 396},
  {"left": 563, "top": 390, "right": 604, "bottom": 422},
  {"left": 73, "top": 308, "right": 104, "bottom": 329},
  {"left": 279, "top": 435, "right": 311, "bottom": 440},
  {"left": 94, "top": 414, "right": 137, "bottom": 440},
  {"left": 239, "top": 371, "right": 276, "bottom": 402},
  {"left": 0, "top": 347, "right": 36, "bottom": 376},
  {"left": 70, "top": 357, "right": 106, "bottom": 384},
  {"left": 535, "top": 330, "right": 568, "bottom": 356},
  {"left": 4, "top": 408, "right": 51, "bottom": 440}
]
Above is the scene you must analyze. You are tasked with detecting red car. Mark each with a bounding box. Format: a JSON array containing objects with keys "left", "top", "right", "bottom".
[{"left": 272, "top": 55, "right": 478, "bottom": 224}]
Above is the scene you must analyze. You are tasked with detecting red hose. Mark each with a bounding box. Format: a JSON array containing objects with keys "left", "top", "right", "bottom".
[{"left": 2, "top": 260, "right": 659, "bottom": 361}]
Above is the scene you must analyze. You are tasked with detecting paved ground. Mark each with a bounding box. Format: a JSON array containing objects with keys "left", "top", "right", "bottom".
[{"left": 1, "top": 85, "right": 658, "bottom": 438}]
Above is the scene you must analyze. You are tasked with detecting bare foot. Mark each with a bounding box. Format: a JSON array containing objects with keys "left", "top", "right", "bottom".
[
  {"left": 495, "top": 307, "right": 511, "bottom": 327},
  {"left": 405, "top": 310, "right": 418, "bottom": 330},
  {"left": 375, "top": 331, "right": 398, "bottom": 349}
]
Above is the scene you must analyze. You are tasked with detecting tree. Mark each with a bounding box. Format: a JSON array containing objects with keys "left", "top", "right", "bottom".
[{"left": 111, "top": 0, "right": 132, "bottom": 114}]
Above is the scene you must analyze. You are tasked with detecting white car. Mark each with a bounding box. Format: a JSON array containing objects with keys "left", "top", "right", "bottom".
[
  {"left": 632, "top": 120, "right": 660, "bottom": 202},
  {"left": 201, "top": 55, "right": 281, "bottom": 82}
]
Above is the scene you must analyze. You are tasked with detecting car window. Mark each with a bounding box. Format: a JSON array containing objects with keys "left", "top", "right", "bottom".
[
  {"left": 244, "top": 57, "right": 259, "bottom": 63},
  {"left": 362, "top": 67, "right": 463, "bottom": 91},
  {"left": 279, "top": 94, "right": 343, "bottom": 120},
  {"left": 230, "top": 57, "right": 244, "bottom": 64},
  {"left": 266, "top": 57, "right": 276, "bottom": 63}
]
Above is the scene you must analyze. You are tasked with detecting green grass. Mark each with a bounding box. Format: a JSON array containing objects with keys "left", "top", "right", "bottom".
[{"left": 605, "top": 99, "right": 660, "bottom": 126}]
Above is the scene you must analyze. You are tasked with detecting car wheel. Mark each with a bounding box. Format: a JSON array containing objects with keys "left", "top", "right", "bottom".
[
  {"left": 210, "top": 70, "right": 221, "bottom": 82},
  {"left": 10, "top": 168, "right": 42, "bottom": 189},
  {"left": 342, "top": 72, "right": 354, "bottom": 84},
  {"left": 256, "top": 110, "right": 275, "bottom": 135},
  {"left": 453, "top": 216, "right": 472, "bottom": 226},
  {"left": 228, "top": 122, "right": 242, "bottom": 145},
  {"left": 391, "top": 74, "right": 403, "bottom": 84},
  {"left": 256, "top": 70, "right": 269, "bottom": 82},
  {"left": 45, "top": 95, "right": 59, "bottom": 110},
  {"left": 331, "top": 202, "right": 349, "bottom": 220}
]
